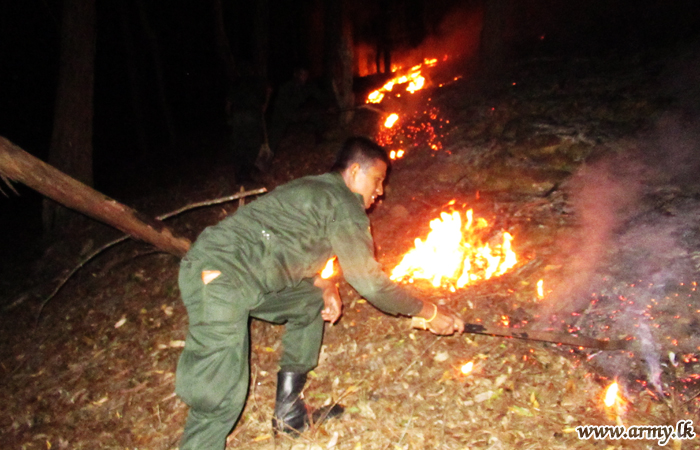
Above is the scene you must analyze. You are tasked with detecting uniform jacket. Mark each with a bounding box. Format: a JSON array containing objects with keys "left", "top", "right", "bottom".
[{"left": 186, "top": 171, "right": 422, "bottom": 316}]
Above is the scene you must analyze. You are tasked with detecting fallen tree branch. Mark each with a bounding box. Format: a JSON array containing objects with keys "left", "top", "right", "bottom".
[
  {"left": 156, "top": 187, "right": 266, "bottom": 220},
  {"left": 0, "top": 136, "right": 191, "bottom": 256},
  {"left": 0, "top": 134, "right": 269, "bottom": 319},
  {"left": 1, "top": 173, "right": 19, "bottom": 197},
  {"left": 30, "top": 187, "right": 267, "bottom": 321}
]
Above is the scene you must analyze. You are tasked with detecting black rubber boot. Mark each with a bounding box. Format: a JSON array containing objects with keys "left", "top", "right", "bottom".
[
  {"left": 272, "top": 371, "right": 309, "bottom": 434},
  {"left": 272, "top": 371, "right": 344, "bottom": 435}
]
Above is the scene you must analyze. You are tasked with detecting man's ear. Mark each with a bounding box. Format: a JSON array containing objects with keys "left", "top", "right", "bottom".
[{"left": 348, "top": 162, "right": 362, "bottom": 178}]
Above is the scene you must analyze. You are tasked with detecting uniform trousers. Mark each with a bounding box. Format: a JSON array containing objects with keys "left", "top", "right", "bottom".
[{"left": 175, "top": 256, "right": 325, "bottom": 450}]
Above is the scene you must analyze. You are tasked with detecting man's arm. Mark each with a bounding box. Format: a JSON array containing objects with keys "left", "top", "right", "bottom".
[{"left": 329, "top": 216, "right": 463, "bottom": 334}]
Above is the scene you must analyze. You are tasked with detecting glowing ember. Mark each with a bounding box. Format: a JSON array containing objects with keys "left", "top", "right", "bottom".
[
  {"left": 390, "top": 208, "right": 518, "bottom": 289},
  {"left": 461, "top": 361, "right": 474, "bottom": 375},
  {"left": 604, "top": 382, "right": 619, "bottom": 407},
  {"left": 320, "top": 257, "right": 335, "bottom": 279},
  {"left": 384, "top": 113, "right": 399, "bottom": 128},
  {"left": 376, "top": 105, "right": 446, "bottom": 160},
  {"left": 389, "top": 149, "right": 405, "bottom": 160},
  {"left": 537, "top": 279, "right": 544, "bottom": 299}
]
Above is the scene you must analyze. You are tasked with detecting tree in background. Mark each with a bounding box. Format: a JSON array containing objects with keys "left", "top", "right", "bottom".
[
  {"left": 213, "top": 0, "right": 236, "bottom": 85},
  {"left": 325, "top": 0, "right": 354, "bottom": 126},
  {"left": 43, "top": 0, "right": 96, "bottom": 235}
]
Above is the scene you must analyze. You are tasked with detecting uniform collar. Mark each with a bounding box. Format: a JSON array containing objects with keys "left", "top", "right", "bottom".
[{"left": 329, "top": 171, "right": 365, "bottom": 207}]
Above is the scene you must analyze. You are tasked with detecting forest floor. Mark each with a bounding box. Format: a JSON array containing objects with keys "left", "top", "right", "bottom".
[{"left": 3, "top": 43, "right": 700, "bottom": 449}]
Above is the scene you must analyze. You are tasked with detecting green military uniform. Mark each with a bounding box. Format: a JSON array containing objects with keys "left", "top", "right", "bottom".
[{"left": 176, "top": 171, "right": 422, "bottom": 449}]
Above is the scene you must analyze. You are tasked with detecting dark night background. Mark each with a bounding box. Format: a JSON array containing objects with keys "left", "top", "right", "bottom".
[
  {"left": 1, "top": 0, "right": 699, "bottom": 277},
  {"left": 4, "top": 2, "right": 700, "bottom": 447}
]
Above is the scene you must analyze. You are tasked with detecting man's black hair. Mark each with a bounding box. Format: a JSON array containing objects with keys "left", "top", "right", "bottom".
[{"left": 331, "top": 136, "right": 391, "bottom": 172}]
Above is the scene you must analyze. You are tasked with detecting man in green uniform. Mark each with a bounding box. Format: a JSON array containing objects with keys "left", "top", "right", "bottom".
[{"left": 175, "top": 136, "right": 464, "bottom": 449}]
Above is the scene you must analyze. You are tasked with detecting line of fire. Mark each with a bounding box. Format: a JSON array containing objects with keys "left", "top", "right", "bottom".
[{"left": 2, "top": 0, "right": 700, "bottom": 448}]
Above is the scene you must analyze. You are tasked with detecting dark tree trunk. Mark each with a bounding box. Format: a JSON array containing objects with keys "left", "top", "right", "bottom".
[
  {"left": 253, "top": 0, "right": 269, "bottom": 78},
  {"left": 135, "top": 0, "right": 176, "bottom": 148},
  {"left": 118, "top": 0, "right": 149, "bottom": 156},
  {"left": 379, "top": 0, "right": 392, "bottom": 74},
  {"left": 324, "top": 0, "right": 354, "bottom": 125},
  {"left": 43, "top": 0, "right": 96, "bottom": 235},
  {"left": 479, "top": 0, "right": 509, "bottom": 76},
  {"left": 213, "top": 0, "right": 236, "bottom": 84},
  {"left": 1, "top": 136, "right": 191, "bottom": 257}
]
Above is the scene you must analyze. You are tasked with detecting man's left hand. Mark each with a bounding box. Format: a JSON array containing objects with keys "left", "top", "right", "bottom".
[{"left": 314, "top": 277, "right": 343, "bottom": 324}]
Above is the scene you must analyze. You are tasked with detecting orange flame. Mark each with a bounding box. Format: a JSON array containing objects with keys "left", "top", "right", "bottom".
[
  {"left": 367, "top": 90, "right": 385, "bottom": 104},
  {"left": 390, "top": 208, "right": 518, "bottom": 289},
  {"left": 384, "top": 113, "right": 399, "bottom": 128},
  {"left": 536, "top": 279, "right": 544, "bottom": 299},
  {"left": 321, "top": 257, "right": 335, "bottom": 279},
  {"left": 406, "top": 76, "right": 425, "bottom": 94},
  {"left": 389, "top": 149, "right": 405, "bottom": 160},
  {"left": 366, "top": 58, "right": 436, "bottom": 104},
  {"left": 604, "top": 382, "right": 619, "bottom": 408},
  {"left": 461, "top": 361, "right": 474, "bottom": 375}
]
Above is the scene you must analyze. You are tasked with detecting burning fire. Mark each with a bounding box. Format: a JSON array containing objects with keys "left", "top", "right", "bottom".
[
  {"left": 366, "top": 58, "right": 437, "bottom": 104},
  {"left": 461, "top": 361, "right": 474, "bottom": 375},
  {"left": 604, "top": 382, "right": 621, "bottom": 408},
  {"left": 390, "top": 208, "right": 518, "bottom": 289},
  {"left": 389, "top": 149, "right": 405, "bottom": 160},
  {"left": 321, "top": 257, "right": 335, "bottom": 279},
  {"left": 537, "top": 279, "right": 544, "bottom": 299},
  {"left": 384, "top": 113, "right": 399, "bottom": 128}
]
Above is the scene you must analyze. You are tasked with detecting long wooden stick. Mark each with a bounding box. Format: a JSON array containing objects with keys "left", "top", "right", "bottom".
[
  {"left": 0, "top": 135, "right": 190, "bottom": 257},
  {"left": 412, "top": 317, "right": 630, "bottom": 350}
]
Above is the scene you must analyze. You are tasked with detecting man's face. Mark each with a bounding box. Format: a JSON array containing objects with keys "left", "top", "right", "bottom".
[{"left": 346, "top": 160, "right": 387, "bottom": 209}]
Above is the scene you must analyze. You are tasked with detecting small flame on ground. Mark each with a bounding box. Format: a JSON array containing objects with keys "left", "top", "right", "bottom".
[
  {"left": 366, "top": 58, "right": 438, "bottom": 104},
  {"left": 384, "top": 113, "right": 399, "bottom": 128},
  {"left": 390, "top": 208, "right": 518, "bottom": 289},
  {"left": 406, "top": 76, "right": 425, "bottom": 94},
  {"left": 321, "top": 257, "right": 335, "bottom": 279},
  {"left": 604, "top": 382, "right": 620, "bottom": 407},
  {"left": 367, "top": 90, "right": 384, "bottom": 104},
  {"left": 461, "top": 361, "right": 474, "bottom": 375},
  {"left": 537, "top": 279, "right": 544, "bottom": 299}
]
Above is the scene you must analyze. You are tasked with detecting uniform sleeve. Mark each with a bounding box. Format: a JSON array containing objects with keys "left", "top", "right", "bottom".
[{"left": 329, "top": 213, "right": 423, "bottom": 317}]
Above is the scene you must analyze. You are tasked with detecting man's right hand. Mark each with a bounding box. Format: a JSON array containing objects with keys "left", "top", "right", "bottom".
[{"left": 413, "top": 302, "right": 464, "bottom": 335}]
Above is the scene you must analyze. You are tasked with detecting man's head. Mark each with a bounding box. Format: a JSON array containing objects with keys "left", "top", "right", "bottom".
[{"left": 333, "top": 137, "right": 391, "bottom": 209}]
